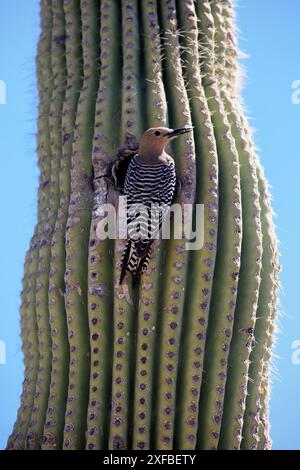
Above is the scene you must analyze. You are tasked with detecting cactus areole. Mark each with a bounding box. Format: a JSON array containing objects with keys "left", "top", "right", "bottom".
[{"left": 8, "top": 0, "right": 279, "bottom": 451}]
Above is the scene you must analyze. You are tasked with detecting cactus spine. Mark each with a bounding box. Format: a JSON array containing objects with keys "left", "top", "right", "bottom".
[{"left": 8, "top": 0, "right": 279, "bottom": 450}]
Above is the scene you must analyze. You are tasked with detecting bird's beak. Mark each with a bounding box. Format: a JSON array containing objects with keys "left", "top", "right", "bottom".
[{"left": 166, "top": 126, "right": 193, "bottom": 138}]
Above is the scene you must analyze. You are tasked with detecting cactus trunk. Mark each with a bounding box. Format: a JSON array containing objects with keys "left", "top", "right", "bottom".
[{"left": 8, "top": 0, "right": 279, "bottom": 450}]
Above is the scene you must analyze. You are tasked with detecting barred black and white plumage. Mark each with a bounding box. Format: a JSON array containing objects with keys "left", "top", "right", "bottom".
[{"left": 119, "top": 126, "right": 193, "bottom": 285}]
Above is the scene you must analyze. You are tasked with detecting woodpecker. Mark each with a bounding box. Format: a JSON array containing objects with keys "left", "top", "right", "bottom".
[{"left": 119, "top": 126, "right": 193, "bottom": 285}]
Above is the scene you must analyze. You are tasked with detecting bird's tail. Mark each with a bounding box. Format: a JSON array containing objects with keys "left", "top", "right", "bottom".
[{"left": 119, "top": 240, "right": 152, "bottom": 285}]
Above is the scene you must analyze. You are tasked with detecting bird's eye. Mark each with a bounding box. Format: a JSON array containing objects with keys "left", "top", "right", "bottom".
[{"left": 154, "top": 130, "right": 161, "bottom": 136}]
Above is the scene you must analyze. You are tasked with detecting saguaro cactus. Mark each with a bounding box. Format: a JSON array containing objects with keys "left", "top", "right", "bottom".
[{"left": 7, "top": 0, "right": 279, "bottom": 450}]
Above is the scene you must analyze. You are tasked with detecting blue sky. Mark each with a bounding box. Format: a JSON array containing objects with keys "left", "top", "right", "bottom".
[{"left": 0, "top": 0, "right": 299, "bottom": 450}]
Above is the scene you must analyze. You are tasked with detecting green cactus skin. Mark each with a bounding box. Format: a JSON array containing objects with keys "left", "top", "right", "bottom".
[
  {"left": 25, "top": 0, "right": 55, "bottom": 449},
  {"left": 218, "top": 107, "right": 262, "bottom": 450},
  {"left": 85, "top": 0, "right": 121, "bottom": 451},
  {"left": 208, "top": 2, "right": 264, "bottom": 449},
  {"left": 174, "top": 0, "right": 219, "bottom": 450},
  {"left": 131, "top": 0, "right": 167, "bottom": 451},
  {"left": 195, "top": 0, "right": 243, "bottom": 450},
  {"left": 139, "top": 0, "right": 167, "bottom": 127},
  {"left": 209, "top": 0, "right": 226, "bottom": 83},
  {"left": 258, "top": 270, "right": 279, "bottom": 451},
  {"left": 257, "top": 363, "right": 272, "bottom": 450},
  {"left": 219, "top": 105, "right": 262, "bottom": 449},
  {"left": 62, "top": 0, "right": 100, "bottom": 450},
  {"left": 7, "top": 238, "right": 40, "bottom": 449},
  {"left": 152, "top": 0, "right": 196, "bottom": 451},
  {"left": 241, "top": 159, "right": 280, "bottom": 450},
  {"left": 208, "top": 0, "right": 239, "bottom": 99},
  {"left": 6, "top": 249, "right": 31, "bottom": 449},
  {"left": 9, "top": 1, "right": 55, "bottom": 447},
  {"left": 9, "top": 0, "right": 279, "bottom": 451},
  {"left": 218, "top": 1, "right": 239, "bottom": 97},
  {"left": 256, "top": 176, "right": 280, "bottom": 451},
  {"left": 42, "top": 0, "right": 82, "bottom": 450},
  {"left": 108, "top": 0, "right": 144, "bottom": 450}
]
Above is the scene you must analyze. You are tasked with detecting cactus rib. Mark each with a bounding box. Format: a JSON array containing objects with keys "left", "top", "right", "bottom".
[
  {"left": 85, "top": 0, "right": 121, "bottom": 450},
  {"left": 26, "top": 0, "right": 55, "bottom": 449},
  {"left": 62, "top": 0, "right": 100, "bottom": 450},
  {"left": 42, "top": 0, "right": 82, "bottom": 449},
  {"left": 8, "top": 0, "right": 280, "bottom": 451},
  {"left": 153, "top": 0, "right": 196, "bottom": 450},
  {"left": 209, "top": 1, "right": 264, "bottom": 449},
  {"left": 7, "top": 238, "right": 40, "bottom": 449},
  {"left": 108, "top": 0, "right": 143, "bottom": 450},
  {"left": 241, "top": 159, "right": 280, "bottom": 450},
  {"left": 131, "top": 0, "right": 167, "bottom": 451},
  {"left": 174, "top": 0, "right": 219, "bottom": 450},
  {"left": 195, "top": 0, "right": 242, "bottom": 450}
]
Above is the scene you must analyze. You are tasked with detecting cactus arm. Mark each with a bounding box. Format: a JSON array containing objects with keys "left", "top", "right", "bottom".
[
  {"left": 25, "top": 0, "right": 55, "bottom": 449},
  {"left": 85, "top": 0, "right": 121, "bottom": 450},
  {"left": 131, "top": 0, "right": 167, "bottom": 451},
  {"left": 42, "top": 0, "right": 82, "bottom": 449},
  {"left": 152, "top": 0, "right": 196, "bottom": 451},
  {"left": 63, "top": 0, "right": 100, "bottom": 450},
  {"left": 195, "top": 1, "right": 242, "bottom": 450},
  {"left": 174, "top": 0, "right": 219, "bottom": 450}
]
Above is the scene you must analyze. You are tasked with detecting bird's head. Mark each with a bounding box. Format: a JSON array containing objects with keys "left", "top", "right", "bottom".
[{"left": 138, "top": 126, "right": 193, "bottom": 163}]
